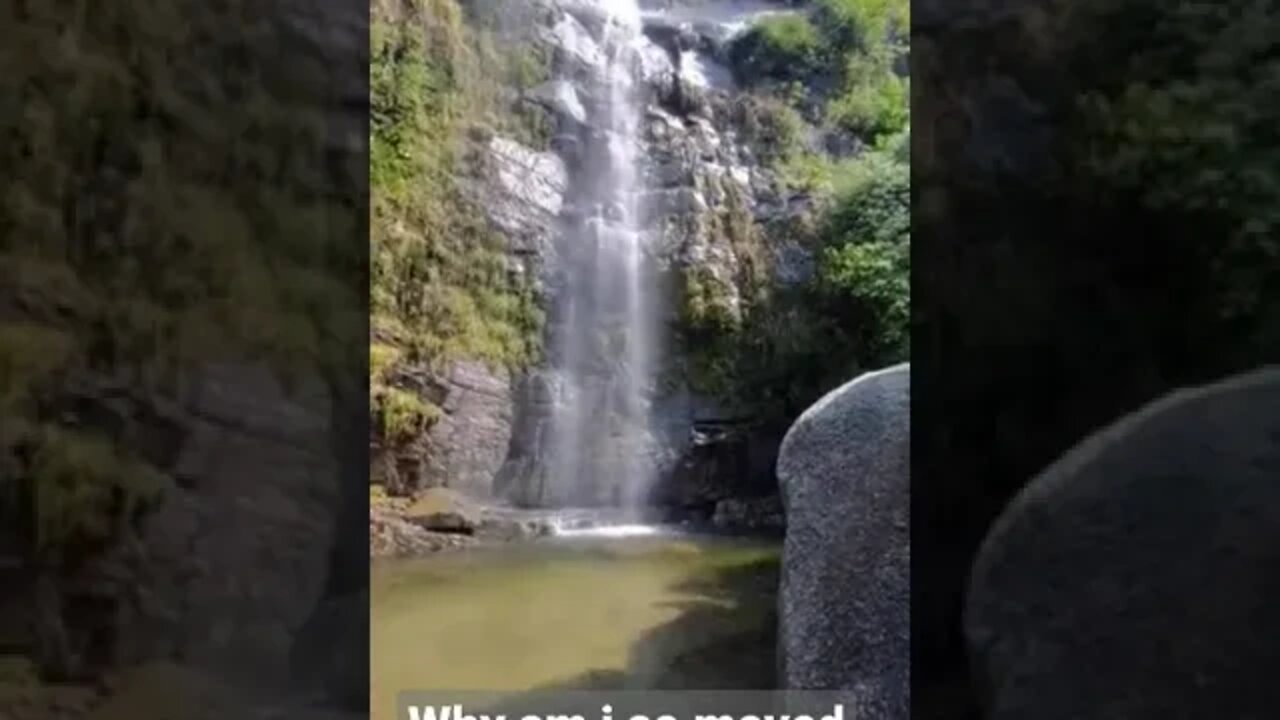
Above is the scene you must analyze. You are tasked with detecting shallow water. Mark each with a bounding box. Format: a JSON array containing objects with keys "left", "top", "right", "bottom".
[{"left": 371, "top": 532, "right": 780, "bottom": 720}]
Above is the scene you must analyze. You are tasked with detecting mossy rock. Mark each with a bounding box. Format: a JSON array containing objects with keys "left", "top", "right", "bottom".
[
  {"left": 403, "top": 488, "right": 480, "bottom": 533},
  {"left": 728, "top": 15, "right": 825, "bottom": 84}
]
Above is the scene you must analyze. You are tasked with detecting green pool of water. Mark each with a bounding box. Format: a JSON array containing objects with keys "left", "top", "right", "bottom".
[{"left": 371, "top": 533, "right": 780, "bottom": 720}]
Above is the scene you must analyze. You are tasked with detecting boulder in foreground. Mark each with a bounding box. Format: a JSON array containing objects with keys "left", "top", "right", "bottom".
[
  {"left": 966, "top": 367, "right": 1280, "bottom": 719},
  {"left": 777, "top": 363, "right": 910, "bottom": 718}
]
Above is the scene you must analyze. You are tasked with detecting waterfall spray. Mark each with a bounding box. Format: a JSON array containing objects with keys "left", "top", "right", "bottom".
[{"left": 543, "top": 0, "right": 658, "bottom": 512}]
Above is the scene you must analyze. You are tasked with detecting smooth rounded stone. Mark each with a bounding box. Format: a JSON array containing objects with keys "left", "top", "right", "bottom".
[
  {"left": 777, "top": 363, "right": 910, "bottom": 717},
  {"left": 966, "top": 367, "right": 1280, "bottom": 720},
  {"left": 402, "top": 488, "right": 481, "bottom": 533}
]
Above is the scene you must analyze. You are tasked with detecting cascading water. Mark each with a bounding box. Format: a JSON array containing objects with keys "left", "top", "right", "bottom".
[{"left": 542, "top": 0, "right": 659, "bottom": 513}]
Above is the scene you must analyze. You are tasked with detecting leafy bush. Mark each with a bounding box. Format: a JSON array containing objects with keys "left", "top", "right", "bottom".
[
  {"left": 679, "top": 136, "right": 910, "bottom": 415},
  {"left": 677, "top": 0, "right": 911, "bottom": 416},
  {"left": 827, "top": 60, "right": 909, "bottom": 138},
  {"left": 811, "top": 139, "right": 910, "bottom": 365},
  {"left": 728, "top": 15, "right": 826, "bottom": 83},
  {"left": 815, "top": 0, "right": 909, "bottom": 51},
  {"left": 731, "top": 95, "right": 808, "bottom": 164},
  {"left": 729, "top": 0, "right": 909, "bottom": 148}
]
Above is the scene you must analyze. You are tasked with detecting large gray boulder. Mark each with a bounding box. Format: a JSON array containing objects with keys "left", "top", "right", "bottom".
[
  {"left": 777, "top": 363, "right": 910, "bottom": 717},
  {"left": 966, "top": 367, "right": 1280, "bottom": 719}
]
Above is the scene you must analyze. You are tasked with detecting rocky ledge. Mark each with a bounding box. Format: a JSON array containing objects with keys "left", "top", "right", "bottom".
[
  {"left": 370, "top": 483, "right": 783, "bottom": 558},
  {"left": 369, "top": 488, "right": 564, "bottom": 558}
]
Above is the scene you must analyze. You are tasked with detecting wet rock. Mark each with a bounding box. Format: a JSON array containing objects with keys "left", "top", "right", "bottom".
[
  {"left": 642, "top": 18, "right": 701, "bottom": 57},
  {"left": 966, "top": 367, "right": 1280, "bottom": 720},
  {"left": 772, "top": 241, "right": 815, "bottom": 286},
  {"left": 637, "top": 41, "right": 676, "bottom": 86},
  {"left": 407, "top": 510, "right": 476, "bottom": 534},
  {"left": 528, "top": 79, "right": 588, "bottom": 125},
  {"left": 642, "top": 187, "right": 708, "bottom": 223},
  {"left": 485, "top": 137, "right": 569, "bottom": 239},
  {"left": 540, "top": 13, "right": 603, "bottom": 74},
  {"left": 475, "top": 511, "right": 557, "bottom": 541},
  {"left": 403, "top": 488, "right": 478, "bottom": 533},
  {"left": 370, "top": 503, "right": 476, "bottom": 557},
  {"left": 712, "top": 496, "right": 784, "bottom": 531},
  {"left": 778, "top": 364, "right": 910, "bottom": 716},
  {"left": 549, "top": 133, "right": 583, "bottom": 167},
  {"left": 651, "top": 158, "right": 692, "bottom": 187},
  {"left": 422, "top": 361, "right": 514, "bottom": 498}
]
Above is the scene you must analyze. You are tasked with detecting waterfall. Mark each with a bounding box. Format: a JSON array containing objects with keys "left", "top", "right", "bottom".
[{"left": 543, "top": 0, "right": 658, "bottom": 511}]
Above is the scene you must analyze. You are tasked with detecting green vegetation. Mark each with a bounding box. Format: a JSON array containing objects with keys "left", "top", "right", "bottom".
[
  {"left": 730, "top": 95, "right": 809, "bottom": 165},
  {"left": 2, "top": 1, "right": 363, "bottom": 565},
  {"left": 678, "top": 133, "right": 910, "bottom": 415},
  {"left": 1075, "top": 2, "right": 1280, "bottom": 352},
  {"left": 370, "top": 0, "right": 551, "bottom": 452},
  {"left": 729, "top": 0, "right": 909, "bottom": 142},
  {"left": 727, "top": 15, "right": 826, "bottom": 81},
  {"left": 826, "top": 50, "right": 909, "bottom": 139},
  {"left": 914, "top": 3, "right": 1280, "bottom": 714},
  {"left": 680, "top": 0, "right": 910, "bottom": 417}
]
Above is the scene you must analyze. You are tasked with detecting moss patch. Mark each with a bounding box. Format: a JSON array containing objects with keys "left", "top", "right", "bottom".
[
  {"left": 2, "top": 0, "right": 365, "bottom": 570},
  {"left": 370, "top": 0, "right": 552, "bottom": 473}
]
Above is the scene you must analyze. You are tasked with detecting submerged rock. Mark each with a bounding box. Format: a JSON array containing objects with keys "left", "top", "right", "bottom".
[
  {"left": 966, "top": 367, "right": 1280, "bottom": 720},
  {"left": 369, "top": 504, "right": 476, "bottom": 557},
  {"left": 777, "top": 363, "right": 909, "bottom": 717}
]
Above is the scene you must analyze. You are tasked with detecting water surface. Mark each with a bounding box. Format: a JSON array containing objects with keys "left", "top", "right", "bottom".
[{"left": 371, "top": 532, "right": 780, "bottom": 720}]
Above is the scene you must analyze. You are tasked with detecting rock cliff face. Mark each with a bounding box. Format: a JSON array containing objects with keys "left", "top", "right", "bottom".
[
  {"left": 2, "top": 0, "right": 370, "bottom": 710},
  {"left": 400, "top": 0, "right": 823, "bottom": 514},
  {"left": 19, "top": 366, "right": 348, "bottom": 691},
  {"left": 421, "top": 361, "right": 516, "bottom": 497}
]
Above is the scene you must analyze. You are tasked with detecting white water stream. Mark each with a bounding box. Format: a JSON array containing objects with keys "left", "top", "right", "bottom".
[{"left": 544, "top": 0, "right": 660, "bottom": 511}]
